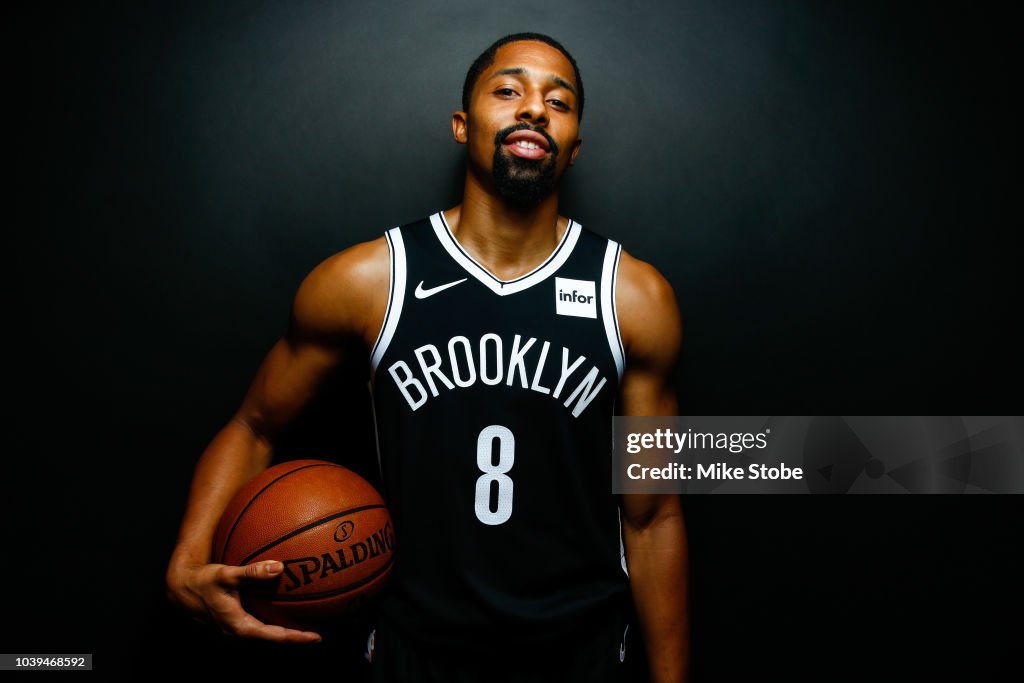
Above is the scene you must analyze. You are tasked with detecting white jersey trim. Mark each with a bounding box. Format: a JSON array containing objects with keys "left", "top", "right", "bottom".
[
  {"left": 430, "top": 210, "right": 582, "bottom": 296},
  {"left": 618, "top": 504, "right": 629, "bottom": 576},
  {"left": 367, "top": 381, "right": 385, "bottom": 483},
  {"left": 601, "top": 241, "right": 625, "bottom": 381},
  {"left": 370, "top": 227, "right": 406, "bottom": 374}
]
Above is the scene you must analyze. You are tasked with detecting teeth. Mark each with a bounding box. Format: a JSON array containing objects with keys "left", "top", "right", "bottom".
[{"left": 514, "top": 140, "right": 540, "bottom": 150}]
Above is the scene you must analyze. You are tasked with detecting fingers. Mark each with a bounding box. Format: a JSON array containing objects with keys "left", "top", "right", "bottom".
[
  {"left": 220, "top": 608, "right": 322, "bottom": 643},
  {"left": 226, "top": 611, "right": 323, "bottom": 644},
  {"left": 209, "top": 561, "right": 321, "bottom": 643},
  {"left": 243, "top": 560, "right": 283, "bottom": 580},
  {"left": 218, "top": 560, "right": 284, "bottom": 587}
]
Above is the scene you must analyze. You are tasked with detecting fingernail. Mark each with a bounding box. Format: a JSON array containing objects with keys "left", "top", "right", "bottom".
[{"left": 266, "top": 561, "right": 282, "bottom": 574}]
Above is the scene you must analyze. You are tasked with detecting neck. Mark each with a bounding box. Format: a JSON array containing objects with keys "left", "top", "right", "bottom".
[{"left": 444, "top": 172, "right": 567, "bottom": 281}]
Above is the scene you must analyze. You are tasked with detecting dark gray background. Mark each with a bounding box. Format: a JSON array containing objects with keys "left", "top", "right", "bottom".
[{"left": 10, "top": 0, "right": 1020, "bottom": 679}]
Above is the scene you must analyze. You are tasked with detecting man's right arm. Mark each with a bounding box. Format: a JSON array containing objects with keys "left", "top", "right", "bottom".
[{"left": 164, "top": 237, "right": 389, "bottom": 643}]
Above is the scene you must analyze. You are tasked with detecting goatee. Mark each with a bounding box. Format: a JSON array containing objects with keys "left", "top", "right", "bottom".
[{"left": 492, "top": 125, "right": 560, "bottom": 207}]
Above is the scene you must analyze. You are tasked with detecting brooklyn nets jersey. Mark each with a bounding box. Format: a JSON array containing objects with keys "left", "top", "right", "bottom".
[{"left": 368, "top": 210, "right": 629, "bottom": 650}]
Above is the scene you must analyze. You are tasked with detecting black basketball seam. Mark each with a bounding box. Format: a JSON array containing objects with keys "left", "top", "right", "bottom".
[
  {"left": 219, "top": 462, "right": 343, "bottom": 563},
  {"left": 252, "top": 555, "right": 396, "bottom": 602},
  {"left": 239, "top": 504, "right": 389, "bottom": 566}
]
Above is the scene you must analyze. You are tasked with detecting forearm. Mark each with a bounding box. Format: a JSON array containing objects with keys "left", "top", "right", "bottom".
[
  {"left": 624, "top": 503, "right": 689, "bottom": 683},
  {"left": 167, "top": 418, "right": 273, "bottom": 574}
]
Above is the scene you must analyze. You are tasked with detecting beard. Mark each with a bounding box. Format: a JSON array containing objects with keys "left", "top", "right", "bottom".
[{"left": 492, "top": 125, "right": 560, "bottom": 207}]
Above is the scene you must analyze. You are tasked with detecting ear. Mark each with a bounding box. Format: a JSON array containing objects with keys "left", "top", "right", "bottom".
[
  {"left": 452, "top": 111, "right": 469, "bottom": 144},
  {"left": 568, "top": 136, "right": 583, "bottom": 166}
]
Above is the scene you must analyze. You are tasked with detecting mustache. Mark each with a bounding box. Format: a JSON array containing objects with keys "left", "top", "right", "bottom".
[{"left": 494, "top": 123, "right": 559, "bottom": 157}]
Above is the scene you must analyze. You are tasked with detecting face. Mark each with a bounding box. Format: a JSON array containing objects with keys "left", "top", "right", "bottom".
[{"left": 454, "top": 41, "right": 583, "bottom": 206}]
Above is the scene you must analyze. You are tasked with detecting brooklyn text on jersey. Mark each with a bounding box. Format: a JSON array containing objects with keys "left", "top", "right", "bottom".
[{"left": 385, "top": 332, "right": 610, "bottom": 417}]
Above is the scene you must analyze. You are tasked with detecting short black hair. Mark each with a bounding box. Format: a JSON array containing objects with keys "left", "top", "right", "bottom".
[{"left": 462, "top": 33, "right": 584, "bottom": 122}]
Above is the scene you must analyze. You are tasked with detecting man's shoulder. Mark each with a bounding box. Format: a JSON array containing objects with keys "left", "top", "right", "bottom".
[
  {"left": 566, "top": 223, "right": 676, "bottom": 311},
  {"left": 290, "top": 235, "right": 391, "bottom": 344},
  {"left": 315, "top": 235, "right": 391, "bottom": 285},
  {"left": 305, "top": 211, "right": 437, "bottom": 292},
  {"left": 616, "top": 248, "right": 676, "bottom": 307},
  {"left": 614, "top": 248, "right": 681, "bottom": 362}
]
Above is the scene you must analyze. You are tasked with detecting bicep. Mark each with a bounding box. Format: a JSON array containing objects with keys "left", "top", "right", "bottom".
[
  {"left": 619, "top": 361, "right": 678, "bottom": 416},
  {"left": 233, "top": 333, "right": 348, "bottom": 443},
  {"left": 232, "top": 238, "right": 388, "bottom": 442}
]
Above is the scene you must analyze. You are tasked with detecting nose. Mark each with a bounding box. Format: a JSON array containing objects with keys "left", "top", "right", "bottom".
[{"left": 516, "top": 89, "right": 548, "bottom": 126}]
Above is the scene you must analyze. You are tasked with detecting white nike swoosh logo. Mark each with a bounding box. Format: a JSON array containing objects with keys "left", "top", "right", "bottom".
[{"left": 414, "top": 278, "right": 467, "bottom": 299}]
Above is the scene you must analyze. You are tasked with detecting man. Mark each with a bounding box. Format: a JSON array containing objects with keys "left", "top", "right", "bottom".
[{"left": 166, "top": 33, "right": 688, "bottom": 682}]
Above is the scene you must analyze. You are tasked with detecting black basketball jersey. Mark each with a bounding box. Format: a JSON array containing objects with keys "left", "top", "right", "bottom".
[{"left": 368, "top": 210, "right": 630, "bottom": 649}]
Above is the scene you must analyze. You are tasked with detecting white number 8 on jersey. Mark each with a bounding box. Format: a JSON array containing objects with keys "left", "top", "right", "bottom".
[{"left": 474, "top": 425, "right": 515, "bottom": 525}]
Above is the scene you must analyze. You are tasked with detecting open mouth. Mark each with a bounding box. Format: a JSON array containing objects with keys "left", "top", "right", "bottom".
[{"left": 502, "top": 129, "right": 552, "bottom": 160}]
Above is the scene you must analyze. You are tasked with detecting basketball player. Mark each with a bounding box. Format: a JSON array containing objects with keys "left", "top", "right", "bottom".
[{"left": 166, "top": 33, "right": 688, "bottom": 682}]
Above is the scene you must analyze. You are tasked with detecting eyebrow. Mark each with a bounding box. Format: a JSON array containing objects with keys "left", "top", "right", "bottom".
[{"left": 488, "top": 67, "right": 578, "bottom": 99}]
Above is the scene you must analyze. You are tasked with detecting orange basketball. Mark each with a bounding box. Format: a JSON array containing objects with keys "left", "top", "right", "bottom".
[{"left": 213, "top": 459, "right": 395, "bottom": 629}]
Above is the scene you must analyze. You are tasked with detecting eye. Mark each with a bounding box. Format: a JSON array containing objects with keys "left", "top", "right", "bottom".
[
  {"left": 549, "top": 99, "right": 570, "bottom": 111},
  {"left": 495, "top": 88, "right": 517, "bottom": 97}
]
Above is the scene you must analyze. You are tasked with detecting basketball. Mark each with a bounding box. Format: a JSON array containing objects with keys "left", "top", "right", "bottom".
[{"left": 213, "top": 459, "right": 395, "bottom": 629}]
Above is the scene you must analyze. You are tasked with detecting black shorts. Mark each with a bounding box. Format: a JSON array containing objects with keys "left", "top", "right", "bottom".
[{"left": 364, "top": 613, "right": 646, "bottom": 683}]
